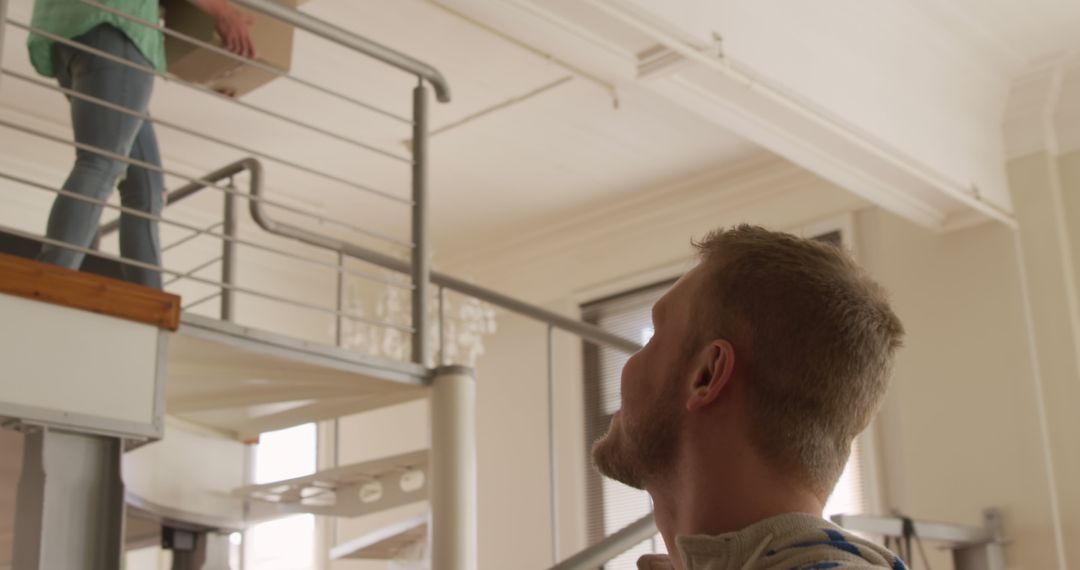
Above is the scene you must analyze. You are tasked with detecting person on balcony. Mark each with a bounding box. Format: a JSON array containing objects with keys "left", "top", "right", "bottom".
[
  {"left": 592, "top": 225, "right": 907, "bottom": 570},
  {"left": 27, "top": 0, "right": 254, "bottom": 288}
]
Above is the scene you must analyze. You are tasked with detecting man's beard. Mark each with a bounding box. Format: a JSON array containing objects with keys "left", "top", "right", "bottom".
[{"left": 591, "top": 389, "right": 681, "bottom": 490}]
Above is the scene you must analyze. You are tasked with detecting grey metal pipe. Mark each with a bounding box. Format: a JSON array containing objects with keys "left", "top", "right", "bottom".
[
  {"left": 98, "top": 159, "right": 255, "bottom": 238},
  {"left": 546, "top": 324, "right": 560, "bottom": 564},
  {"left": 77, "top": 0, "right": 412, "bottom": 124},
  {"left": 549, "top": 513, "right": 656, "bottom": 570},
  {"left": 164, "top": 256, "right": 222, "bottom": 287},
  {"left": 437, "top": 285, "right": 446, "bottom": 365},
  {"left": 1, "top": 167, "right": 403, "bottom": 287},
  {"left": 411, "top": 83, "right": 430, "bottom": 365},
  {"left": 0, "top": 116, "right": 405, "bottom": 245},
  {"left": 1, "top": 68, "right": 406, "bottom": 204},
  {"left": 7, "top": 22, "right": 411, "bottom": 165},
  {"left": 247, "top": 187, "right": 641, "bottom": 354},
  {"left": 232, "top": 0, "right": 451, "bottom": 103},
  {"left": 221, "top": 179, "right": 239, "bottom": 321},
  {"left": 161, "top": 221, "right": 224, "bottom": 253},
  {"left": 552, "top": 511, "right": 652, "bottom": 570},
  {"left": 335, "top": 251, "right": 346, "bottom": 347}
]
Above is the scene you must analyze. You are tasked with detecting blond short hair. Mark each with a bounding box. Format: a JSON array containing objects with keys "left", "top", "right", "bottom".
[{"left": 692, "top": 225, "right": 903, "bottom": 495}]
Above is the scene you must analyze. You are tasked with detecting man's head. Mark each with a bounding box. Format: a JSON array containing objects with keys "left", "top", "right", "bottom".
[{"left": 592, "top": 225, "right": 903, "bottom": 497}]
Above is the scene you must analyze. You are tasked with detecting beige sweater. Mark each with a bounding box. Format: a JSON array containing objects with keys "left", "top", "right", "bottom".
[{"left": 637, "top": 513, "right": 904, "bottom": 570}]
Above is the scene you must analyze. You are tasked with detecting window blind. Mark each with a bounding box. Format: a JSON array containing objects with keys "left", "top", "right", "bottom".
[{"left": 583, "top": 282, "right": 672, "bottom": 569}]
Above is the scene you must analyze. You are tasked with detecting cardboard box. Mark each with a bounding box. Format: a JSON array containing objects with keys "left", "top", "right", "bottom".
[{"left": 163, "top": 0, "right": 302, "bottom": 97}]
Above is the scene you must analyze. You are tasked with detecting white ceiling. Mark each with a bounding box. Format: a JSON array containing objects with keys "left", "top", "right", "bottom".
[
  {"left": 1, "top": 0, "right": 1078, "bottom": 263},
  {"left": 0, "top": 0, "right": 758, "bottom": 262},
  {"left": 913, "top": 0, "right": 1080, "bottom": 73}
]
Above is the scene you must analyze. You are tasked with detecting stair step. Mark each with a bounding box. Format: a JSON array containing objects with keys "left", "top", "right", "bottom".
[
  {"left": 168, "top": 314, "right": 430, "bottom": 439},
  {"left": 330, "top": 514, "right": 427, "bottom": 561},
  {"left": 234, "top": 449, "right": 428, "bottom": 520}
]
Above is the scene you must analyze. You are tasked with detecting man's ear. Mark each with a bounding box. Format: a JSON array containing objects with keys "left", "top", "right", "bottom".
[{"left": 686, "top": 339, "right": 735, "bottom": 412}]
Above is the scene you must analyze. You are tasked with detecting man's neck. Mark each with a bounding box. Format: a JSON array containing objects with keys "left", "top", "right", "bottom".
[{"left": 646, "top": 443, "right": 824, "bottom": 569}]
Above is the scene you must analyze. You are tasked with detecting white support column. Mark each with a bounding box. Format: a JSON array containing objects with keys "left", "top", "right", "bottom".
[
  {"left": 200, "top": 532, "right": 234, "bottom": 570},
  {"left": 429, "top": 365, "right": 477, "bottom": 570},
  {"left": 13, "top": 428, "right": 125, "bottom": 570}
]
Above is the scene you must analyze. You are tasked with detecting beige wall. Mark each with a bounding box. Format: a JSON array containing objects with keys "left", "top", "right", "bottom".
[
  {"left": 1008, "top": 150, "right": 1080, "bottom": 568},
  {"left": 858, "top": 208, "right": 1063, "bottom": 570},
  {"left": 323, "top": 155, "right": 870, "bottom": 569},
  {"left": 5, "top": 120, "right": 1077, "bottom": 570},
  {"left": 422, "top": 152, "right": 1080, "bottom": 570},
  {"left": 1059, "top": 150, "right": 1080, "bottom": 334}
]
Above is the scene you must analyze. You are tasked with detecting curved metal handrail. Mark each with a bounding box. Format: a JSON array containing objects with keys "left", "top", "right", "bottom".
[
  {"left": 232, "top": 0, "right": 451, "bottom": 103},
  {"left": 97, "top": 159, "right": 256, "bottom": 239},
  {"left": 242, "top": 158, "right": 641, "bottom": 354}
]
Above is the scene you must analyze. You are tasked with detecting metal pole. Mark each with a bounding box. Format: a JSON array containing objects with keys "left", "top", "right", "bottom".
[
  {"left": 548, "top": 513, "right": 657, "bottom": 570},
  {"left": 547, "top": 324, "right": 560, "bottom": 564},
  {"left": 220, "top": 179, "right": 238, "bottom": 321},
  {"left": 335, "top": 251, "right": 345, "bottom": 347},
  {"left": 98, "top": 158, "right": 257, "bottom": 239},
  {"left": 246, "top": 168, "right": 643, "bottom": 355},
  {"left": 429, "top": 365, "right": 478, "bottom": 570},
  {"left": 231, "top": 0, "right": 451, "bottom": 102},
  {"left": 411, "top": 81, "right": 430, "bottom": 366},
  {"left": 13, "top": 428, "right": 126, "bottom": 570},
  {"left": 438, "top": 285, "right": 446, "bottom": 365}
]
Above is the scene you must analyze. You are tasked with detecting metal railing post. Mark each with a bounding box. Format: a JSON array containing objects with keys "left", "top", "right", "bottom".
[
  {"left": 437, "top": 285, "right": 446, "bottom": 365},
  {"left": 231, "top": 0, "right": 450, "bottom": 102},
  {"left": 411, "top": 81, "right": 430, "bottom": 366},
  {"left": 547, "top": 324, "right": 560, "bottom": 564},
  {"left": 335, "top": 251, "right": 345, "bottom": 347},
  {"left": 220, "top": 179, "right": 238, "bottom": 321}
]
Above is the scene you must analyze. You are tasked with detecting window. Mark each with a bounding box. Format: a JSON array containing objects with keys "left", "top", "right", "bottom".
[
  {"left": 245, "top": 423, "right": 318, "bottom": 570},
  {"left": 582, "top": 280, "right": 673, "bottom": 569},
  {"left": 581, "top": 227, "right": 876, "bottom": 567}
]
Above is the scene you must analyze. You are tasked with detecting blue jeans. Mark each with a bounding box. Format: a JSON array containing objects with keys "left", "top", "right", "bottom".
[{"left": 38, "top": 24, "right": 164, "bottom": 288}]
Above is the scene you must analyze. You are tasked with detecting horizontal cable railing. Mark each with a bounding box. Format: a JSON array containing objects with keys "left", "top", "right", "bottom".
[
  {"left": 75, "top": 0, "right": 413, "bottom": 125},
  {"left": 249, "top": 186, "right": 641, "bottom": 353},
  {"left": 0, "top": 169, "right": 405, "bottom": 288},
  {"left": 0, "top": 68, "right": 407, "bottom": 204},
  {"left": 5, "top": 21, "right": 413, "bottom": 166},
  {"left": 0, "top": 115, "right": 409, "bottom": 246},
  {"left": 233, "top": 0, "right": 450, "bottom": 103},
  {"left": 550, "top": 513, "right": 657, "bottom": 570}
]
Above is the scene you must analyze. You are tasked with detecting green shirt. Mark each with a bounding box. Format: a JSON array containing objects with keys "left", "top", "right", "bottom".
[{"left": 27, "top": 0, "right": 166, "bottom": 77}]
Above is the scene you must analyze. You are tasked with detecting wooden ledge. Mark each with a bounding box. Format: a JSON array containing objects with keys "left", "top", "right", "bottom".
[{"left": 0, "top": 252, "right": 180, "bottom": 331}]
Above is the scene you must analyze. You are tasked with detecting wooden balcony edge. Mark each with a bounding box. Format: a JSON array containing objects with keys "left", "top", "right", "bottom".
[{"left": 0, "top": 252, "right": 181, "bottom": 331}]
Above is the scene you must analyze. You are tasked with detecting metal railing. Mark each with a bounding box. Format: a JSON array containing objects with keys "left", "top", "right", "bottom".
[
  {"left": 0, "top": 0, "right": 432, "bottom": 353},
  {"left": 0, "top": 0, "right": 655, "bottom": 566}
]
